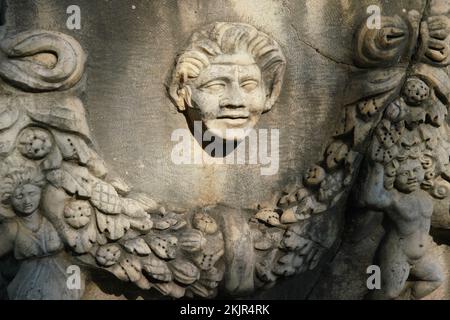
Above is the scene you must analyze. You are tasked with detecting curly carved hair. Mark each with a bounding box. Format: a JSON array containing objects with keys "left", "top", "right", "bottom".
[
  {"left": 168, "top": 22, "right": 286, "bottom": 111},
  {"left": 383, "top": 154, "right": 435, "bottom": 190},
  {"left": 0, "top": 167, "right": 46, "bottom": 204}
]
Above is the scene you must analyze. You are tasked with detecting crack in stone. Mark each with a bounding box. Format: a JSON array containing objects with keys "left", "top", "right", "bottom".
[{"left": 290, "top": 23, "right": 353, "bottom": 67}]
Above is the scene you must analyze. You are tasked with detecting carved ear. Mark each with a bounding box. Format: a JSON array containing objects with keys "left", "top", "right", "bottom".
[
  {"left": 263, "top": 77, "right": 284, "bottom": 112},
  {"left": 180, "top": 86, "right": 193, "bottom": 109},
  {"left": 169, "top": 75, "right": 193, "bottom": 112}
]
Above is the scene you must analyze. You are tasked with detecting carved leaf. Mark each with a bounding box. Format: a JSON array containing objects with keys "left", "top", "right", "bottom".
[
  {"left": 280, "top": 207, "right": 298, "bottom": 224},
  {"left": 65, "top": 222, "right": 97, "bottom": 254},
  {"left": 188, "top": 282, "right": 214, "bottom": 298},
  {"left": 170, "top": 259, "right": 200, "bottom": 285},
  {"left": 121, "top": 198, "right": 147, "bottom": 218},
  {"left": 96, "top": 244, "right": 122, "bottom": 267},
  {"left": 128, "top": 216, "right": 153, "bottom": 233},
  {"left": 90, "top": 181, "right": 122, "bottom": 214},
  {"left": 255, "top": 261, "right": 277, "bottom": 283},
  {"left": 154, "top": 282, "right": 186, "bottom": 298},
  {"left": 254, "top": 208, "right": 281, "bottom": 226},
  {"left": 118, "top": 255, "right": 143, "bottom": 282},
  {"left": 142, "top": 255, "right": 173, "bottom": 282},
  {"left": 40, "top": 146, "right": 63, "bottom": 171},
  {"left": 280, "top": 229, "right": 311, "bottom": 251},
  {"left": 46, "top": 163, "right": 93, "bottom": 198},
  {"left": 192, "top": 212, "right": 218, "bottom": 234},
  {"left": 192, "top": 240, "right": 224, "bottom": 271},
  {"left": 273, "top": 258, "right": 296, "bottom": 277},
  {"left": 200, "top": 267, "right": 224, "bottom": 287},
  {"left": 0, "top": 99, "right": 19, "bottom": 131},
  {"left": 426, "top": 97, "right": 447, "bottom": 126},
  {"left": 96, "top": 210, "right": 130, "bottom": 240},
  {"left": 52, "top": 130, "right": 92, "bottom": 164},
  {"left": 109, "top": 177, "right": 131, "bottom": 196},
  {"left": 325, "top": 141, "right": 349, "bottom": 170},
  {"left": 127, "top": 192, "right": 160, "bottom": 213},
  {"left": 25, "top": 95, "right": 91, "bottom": 141},
  {"left": 122, "top": 238, "right": 151, "bottom": 255},
  {"left": 179, "top": 229, "right": 206, "bottom": 252},
  {"left": 147, "top": 235, "right": 178, "bottom": 260}
]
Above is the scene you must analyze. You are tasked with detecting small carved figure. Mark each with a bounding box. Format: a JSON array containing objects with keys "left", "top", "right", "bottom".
[
  {"left": 0, "top": 168, "right": 83, "bottom": 300},
  {"left": 169, "top": 22, "right": 286, "bottom": 141},
  {"left": 360, "top": 157, "right": 444, "bottom": 299}
]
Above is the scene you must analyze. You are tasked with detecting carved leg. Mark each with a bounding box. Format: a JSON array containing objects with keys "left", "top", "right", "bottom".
[
  {"left": 371, "top": 239, "right": 410, "bottom": 300},
  {"left": 409, "top": 253, "right": 444, "bottom": 300}
]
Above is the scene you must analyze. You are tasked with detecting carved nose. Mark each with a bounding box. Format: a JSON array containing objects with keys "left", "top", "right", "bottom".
[{"left": 222, "top": 86, "right": 245, "bottom": 109}]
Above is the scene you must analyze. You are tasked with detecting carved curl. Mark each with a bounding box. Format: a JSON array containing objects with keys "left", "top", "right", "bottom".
[
  {"left": 0, "top": 30, "right": 86, "bottom": 91},
  {"left": 355, "top": 12, "right": 420, "bottom": 68}
]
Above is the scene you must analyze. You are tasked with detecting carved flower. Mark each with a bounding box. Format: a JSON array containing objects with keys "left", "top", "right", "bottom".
[
  {"left": 17, "top": 127, "right": 53, "bottom": 160},
  {"left": 64, "top": 200, "right": 92, "bottom": 229},
  {"left": 96, "top": 244, "right": 121, "bottom": 267}
]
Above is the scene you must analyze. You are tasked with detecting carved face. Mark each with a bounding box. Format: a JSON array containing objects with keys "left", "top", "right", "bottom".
[
  {"left": 394, "top": 159, "right": 425, "bottom": 193},
  {"left": 11, "top": 184, "right": 41, "bottom": 216},
  {"left": 188, "top": 53, "right": 267, "bottom": 141}
]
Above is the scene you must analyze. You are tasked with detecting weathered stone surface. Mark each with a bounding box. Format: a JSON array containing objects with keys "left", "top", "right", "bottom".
[{"left": 2, "top": 0, "right": 450, "bottom": 301}]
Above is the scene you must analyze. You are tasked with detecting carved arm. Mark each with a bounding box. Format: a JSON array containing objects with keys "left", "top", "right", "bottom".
[{"left": 359, "top": 161, "right": 393, "bottom": 210}]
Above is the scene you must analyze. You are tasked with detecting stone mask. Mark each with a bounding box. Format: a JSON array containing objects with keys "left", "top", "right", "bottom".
[{"left": 187, "top": 53, "right": 267, "bottom": 141}]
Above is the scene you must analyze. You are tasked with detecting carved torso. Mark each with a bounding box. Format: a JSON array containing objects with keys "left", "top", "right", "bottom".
[{"left": 13, "top": 215, "right": 63, "bottom": 260}]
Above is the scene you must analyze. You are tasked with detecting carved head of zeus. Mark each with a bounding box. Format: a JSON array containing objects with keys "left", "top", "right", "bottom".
[{"left": 169, "top": 22, "right": 286, "bottom": 141}]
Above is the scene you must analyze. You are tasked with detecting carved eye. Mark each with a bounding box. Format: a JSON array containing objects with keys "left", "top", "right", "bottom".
[
  {"left": 240, "top": 80, "right": 258, "bottom": 92},
  {"left": 200, "top": 81, "right": 226, "bottom": 93},
  {"left": 15, "top": 194, "right": 23, "bottom": 200}
]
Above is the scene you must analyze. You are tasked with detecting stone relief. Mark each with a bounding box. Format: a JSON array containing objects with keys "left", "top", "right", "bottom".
[
  {"left": 168, "top": 22, "right": 286, "bottom": 142},
  {"left": 0, "top": 0, "right": 449, "bottom": 300},
  {"left": 354, "top": 1, "right": 450, "bottom": 299}
]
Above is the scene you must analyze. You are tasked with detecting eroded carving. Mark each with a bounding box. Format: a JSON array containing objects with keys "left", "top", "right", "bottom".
[
  {"left": 0, "top": 2, "right": 449, "bottom": 300},
  {"left": 354, "top": 0, "right": 450, "bottom": 300}
]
